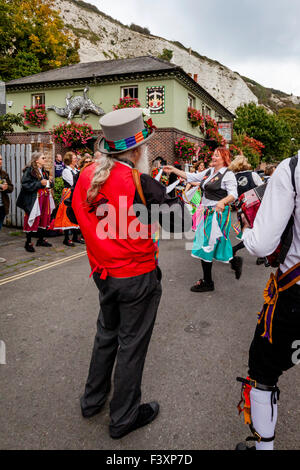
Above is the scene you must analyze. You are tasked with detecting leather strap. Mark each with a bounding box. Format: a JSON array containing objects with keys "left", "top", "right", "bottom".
[
  {"left": 246, "top": 424, "right": 275, "bottom": 443},
  {"left": 132, "top": 169, "right": 146, "bottom": 206},
  {"left": 236, "top": 376, "right": 278, "bottom": 392}
]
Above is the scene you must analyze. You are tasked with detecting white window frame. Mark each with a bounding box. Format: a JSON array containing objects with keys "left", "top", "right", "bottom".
[
  {"left": 32, "top": 93, "right": 45, "bottom": 107},
  {"left": 188, "top": 94, "right": 195, "bottom": 108},
  {"left": 121, "top": 86, "right": 138, "bottom": 99}
]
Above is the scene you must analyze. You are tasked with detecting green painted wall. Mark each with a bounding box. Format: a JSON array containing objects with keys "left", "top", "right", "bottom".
[{"left": 6, "top": 76, "right": 228, "bottom": 135}]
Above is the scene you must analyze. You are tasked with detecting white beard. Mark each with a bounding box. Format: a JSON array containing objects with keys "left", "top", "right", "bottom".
[{"left": 135, "top": 146, "right": 150, "bottom": 174}]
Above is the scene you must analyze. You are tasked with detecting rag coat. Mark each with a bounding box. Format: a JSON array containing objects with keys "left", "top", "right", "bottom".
[{"left": 16, "top": 166, "right": 53, "bottom": 215}]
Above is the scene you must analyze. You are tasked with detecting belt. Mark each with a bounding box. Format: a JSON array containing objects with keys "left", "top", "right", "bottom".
[{"left": 258, "top": 262, "right": 300, "bottom": 343}]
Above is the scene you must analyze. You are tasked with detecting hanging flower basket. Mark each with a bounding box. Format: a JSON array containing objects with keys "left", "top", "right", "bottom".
[
  {"left": 50, "top": 121, "right": 94, "bottom": 148},
  {"left": 175, "top": 136, "right": 198, "bottom": 162},
  {"left": 23, "top": 104, "right": 47, "bottom": 128},
  {"left": 187, "top": 107, "right": 204, "bottom": 128},
  {"left": 113, "top": 97, "right": 141, "bottom": 110}
]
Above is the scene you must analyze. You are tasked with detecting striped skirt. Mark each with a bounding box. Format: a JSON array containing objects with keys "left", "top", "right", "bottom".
[{"left": 192, "top": 205, "right": 233, "bottom": 263}]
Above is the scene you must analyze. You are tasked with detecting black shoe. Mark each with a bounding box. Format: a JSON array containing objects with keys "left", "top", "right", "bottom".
[
  {"left": 110, "top": 402, "right": 160, "bottom": 439},
  {"left": 230, "top": 256, "right": 243, "bottom": 280},
  {"left": 72, "top": 238, "right": 85, "bottom": 244},
  {"left": 190, "top": 279, "right": 214, "bottom": 292},
  {"left": 235, "top": 442, "right": 256, "bottom": 451},
  {"left": 256, "top": 257, "right": 265, "bottom": 265},
  {"left": 25, "top": 242, "right": 35, "bottom": 253},
  {"left": 63, "top": 239, "right": 75, "bottom": 247},
  {"left": 36, "top": 239, "right": 52, "bottom": 247}
]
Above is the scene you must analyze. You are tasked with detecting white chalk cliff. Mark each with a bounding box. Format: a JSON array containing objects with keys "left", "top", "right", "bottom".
[{"left": 53, "top": 0, "right": 299, "bottom": 113}]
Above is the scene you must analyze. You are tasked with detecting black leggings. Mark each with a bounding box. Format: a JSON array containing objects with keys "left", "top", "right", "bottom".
[
  {"left": 232, "top": 241, "right": 244, "bottom": 256},
  {"left": 26, "top": 228, "right": 45, "bottom": 244},
  {"left": 64, "top": 229, "right": 81, "bottom": 242},
  {"left": 201, "top": 260, "right": 213, "bottom": 283}
]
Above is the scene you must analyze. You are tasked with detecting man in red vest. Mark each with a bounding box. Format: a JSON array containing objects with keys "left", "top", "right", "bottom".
[{"left": 72, "top": 108, "right": 190, "bottom": 439}]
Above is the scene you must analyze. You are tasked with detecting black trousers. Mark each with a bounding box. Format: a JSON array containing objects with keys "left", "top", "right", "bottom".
[
  {"left": 0, "top": 206, "right": 5, "bottom": 229},
  {"left": 248, "top": 284, "right": 300, "bottom": 386},
  {"left": 81, "top": 267, "right": 162, "bottom": 436}
]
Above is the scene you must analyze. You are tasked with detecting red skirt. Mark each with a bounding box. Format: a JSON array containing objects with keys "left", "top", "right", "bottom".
[
  {"left": 23, "top": 189, "right": 52, "bottom": 233},
  {"left": 53, "top": 188, "right": 79, "bottom": 231}
]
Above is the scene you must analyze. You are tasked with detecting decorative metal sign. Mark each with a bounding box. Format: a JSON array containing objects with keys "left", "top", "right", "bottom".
[
  {"left": 146, "top": 86, "right": 165, "bottom": 114},
  {"left": 47, "top": 86, "right": 105, "bottom": 123}
]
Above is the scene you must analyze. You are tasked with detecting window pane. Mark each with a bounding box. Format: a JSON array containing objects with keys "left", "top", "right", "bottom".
[
  {"left": 121, "top": 86, "right": 138, "bottom": 99},
  {"left": 32, "top": 94, "right": 45, "bottom": 106}
]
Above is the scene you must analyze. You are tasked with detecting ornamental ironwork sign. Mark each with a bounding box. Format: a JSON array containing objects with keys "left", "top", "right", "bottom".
[
  {"left": 47, "top": 86, "right": 105, "bottom": 123},
  {"left": 146, "top": 86, "right": 165, "bottom": 114}
]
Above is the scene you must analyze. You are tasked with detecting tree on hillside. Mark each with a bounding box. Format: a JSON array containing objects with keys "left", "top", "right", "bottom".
[
  {"left": 0, "top": 0, "right": 80, "bottom": 82},
  {"left": 234, "top": 103, "right": 292, "bottom": 162},
  {"left": 278, "top": 108, "right": 300, "bottom": 157}
]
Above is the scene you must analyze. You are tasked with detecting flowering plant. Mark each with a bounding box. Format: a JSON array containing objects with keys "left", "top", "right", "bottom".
[
  {"left": 50, "top": 121, "right": 94, "bottom": 148},
  {"left": 187, "top": 107, "right": 204, "bottom": 127},
  {"left": 175, "top": 136, "right": 198, "bottom": 161},
  {"left": 74, "top": 147, "right": 93, "bottom": 158},
  {"left": 23, "top": 104, "right": 47, "bottom": 128},
  {"left": 113, "top": 97, "right": 141, "bottom": 110},
  {"left": 230, "top": 132, "right": 265, "bottom": 168},
  {"left": 206, "top": 127, "right": 226, "bottom": 146},
  {"left": 196, "top": 143, "right": 212, "bottom": 163},
  {"left": 204, "top": 115, "right": 218, "bottom": 131}
]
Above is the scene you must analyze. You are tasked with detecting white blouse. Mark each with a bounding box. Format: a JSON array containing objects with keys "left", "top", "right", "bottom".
[
  {"left": 243, "top": 157, "right": 300, "bottom": 283},
  {"left": 186, "top": 167, "right": 238, "bottom": 206},
  {"left": 62, "top": 166, "right": 78, "bottom": 187}
]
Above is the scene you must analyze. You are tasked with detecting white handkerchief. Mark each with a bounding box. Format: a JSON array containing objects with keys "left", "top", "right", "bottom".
[
  {"left": 28, "top": 197, "right": 41, "bottom": 227},
  {"left": 184, "top": 186, "right": 198, "bottom": 202},
  {"left": 202, "top": 211, "right": 223, "bottom": 252}
]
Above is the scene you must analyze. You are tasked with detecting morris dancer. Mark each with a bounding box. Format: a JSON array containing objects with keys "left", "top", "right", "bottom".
[
  {"left": 164, "top": 147, "right": 238, "bottom": 292},
  {"left": 236, "top": 155, "right": 300, "bottom": 450},
  {"left": 54, "top": 151, "right": 83, "bottom": 246},
  {"left": 17, "top": 152, "right": 54, "bottom": 252},
  {"left": 72, "top": 108, "right": 191, "bottom": 439},
  {"left": 229, "top": 154, "right": 264, "bottom": 279}
]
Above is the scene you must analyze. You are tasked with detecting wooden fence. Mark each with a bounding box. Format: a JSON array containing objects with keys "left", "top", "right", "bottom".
[{"left": 1, "top": 144, "right": 32, "bottom": 227}]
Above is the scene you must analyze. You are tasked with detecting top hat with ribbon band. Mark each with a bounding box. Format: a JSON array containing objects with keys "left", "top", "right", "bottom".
[{"left": 98, "top": 108, "right": 156, "bottom": 155}]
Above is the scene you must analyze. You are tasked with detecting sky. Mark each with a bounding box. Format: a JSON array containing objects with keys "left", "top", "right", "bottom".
[{"left": 88, "top": 0, "right": 300, "bottom": 96}]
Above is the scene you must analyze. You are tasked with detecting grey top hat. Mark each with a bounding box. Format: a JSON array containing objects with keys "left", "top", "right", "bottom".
[{"left": 98, "top": 108, "right": 155, "bottom": 155}]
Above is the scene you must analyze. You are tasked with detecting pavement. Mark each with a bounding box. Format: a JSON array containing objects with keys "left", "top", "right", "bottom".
[{"left": 0, "top": 224, "right": 300, "bottom": 450}]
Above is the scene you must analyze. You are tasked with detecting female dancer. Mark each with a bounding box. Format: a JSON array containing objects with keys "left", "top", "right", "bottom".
[
  {"left": 229, "top": 154, "right": 264, "bottom": 277},
  {"left": 17, "top": 152, "right": 55, "bottom": 252},
  {"left": 164, "top": 147, "right": 237, "bottom": 292},
  {"left": 54, "top": 151, "right": 83, "bottom": 246}
]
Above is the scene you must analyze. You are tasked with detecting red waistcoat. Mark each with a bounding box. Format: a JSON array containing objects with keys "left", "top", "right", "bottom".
[{"left": 72, "top": 162, "right": 157, "bottom": 279}]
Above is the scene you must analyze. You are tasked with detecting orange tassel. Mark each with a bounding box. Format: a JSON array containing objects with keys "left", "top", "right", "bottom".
[{"left": 237, "top": 379, "right": 252, "bottom": 425}]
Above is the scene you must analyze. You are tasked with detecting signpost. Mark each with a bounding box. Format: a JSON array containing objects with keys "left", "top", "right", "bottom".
[{"left": 217, "top": 121, "right": 233, "bottom": 144}]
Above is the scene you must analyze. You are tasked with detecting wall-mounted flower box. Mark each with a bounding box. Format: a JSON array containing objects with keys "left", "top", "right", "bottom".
[{"left": 23, "top": 104, "right": 47, "bottom": 128}]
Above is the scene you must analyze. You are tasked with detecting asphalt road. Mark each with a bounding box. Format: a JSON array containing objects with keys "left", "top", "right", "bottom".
[{"left": 0, "top": 232, "right": 300, "bottom": 450}]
